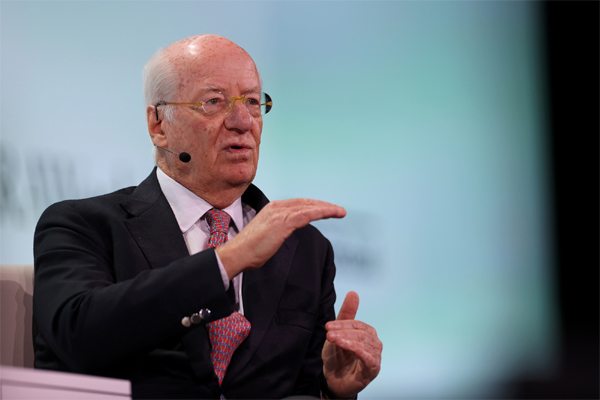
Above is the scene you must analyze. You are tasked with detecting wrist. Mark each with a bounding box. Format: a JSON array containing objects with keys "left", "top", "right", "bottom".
[
  {"left": 320, "top": 373, "right": 357, "bottom": 400},
  {"left": 215, "top": 242, "right": 243, "bottom": 281}
]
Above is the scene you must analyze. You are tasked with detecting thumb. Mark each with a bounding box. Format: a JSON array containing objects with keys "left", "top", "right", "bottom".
[{"left": 336, "top": 291, "right": 359, "bottom": 321}]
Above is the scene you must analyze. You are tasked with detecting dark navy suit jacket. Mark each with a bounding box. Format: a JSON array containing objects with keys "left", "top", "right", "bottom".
[{"left": 33, "top": 168, "right": 337, "bottom": 399}]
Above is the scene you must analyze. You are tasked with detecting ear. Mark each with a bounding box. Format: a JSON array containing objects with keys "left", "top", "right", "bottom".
[{"left": 147, "top": 105, "right": 167, "bottom": 147}]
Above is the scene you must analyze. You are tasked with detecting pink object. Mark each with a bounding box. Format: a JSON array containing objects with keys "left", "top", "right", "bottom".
[{"left": 0, "top": 365, "right": 131, "bottom": 399}]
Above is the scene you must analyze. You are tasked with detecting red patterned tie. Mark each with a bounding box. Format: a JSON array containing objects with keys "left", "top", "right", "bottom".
[{"left": 204, "top": 208, "right": 251, "bottom": 386}]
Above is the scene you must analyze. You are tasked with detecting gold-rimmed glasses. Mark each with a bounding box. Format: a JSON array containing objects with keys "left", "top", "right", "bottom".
[{"left": 155, "top": 92, "right": 272, "bottom": 121}]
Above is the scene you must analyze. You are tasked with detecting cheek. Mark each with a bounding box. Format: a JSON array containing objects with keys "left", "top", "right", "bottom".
[
  {"left": 184, "top": 121, "right": 219, "bottom": 153},
  {"left": 254, "top": 121, "right": 263, "bottom": 146}
]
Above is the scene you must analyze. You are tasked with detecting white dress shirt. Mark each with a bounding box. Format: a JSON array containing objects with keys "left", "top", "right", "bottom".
[{"left": 156, "top": 167, "right": 256, "bottom": 314}]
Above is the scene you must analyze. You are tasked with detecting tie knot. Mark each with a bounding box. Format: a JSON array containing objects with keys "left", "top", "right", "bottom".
[{"left": 205, "top": 209, "right": 230, "bottom": 248}]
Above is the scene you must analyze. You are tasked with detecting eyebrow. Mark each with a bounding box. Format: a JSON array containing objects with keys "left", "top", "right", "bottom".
[
  {"left": 199, "top": 85, "right": 224, "bottom": 92},
  {"left": 244, "top": 86, "right": 262, "bottom": 94},
  {"left": 198, "top": 85, "right": 262, "bottom": 94}
]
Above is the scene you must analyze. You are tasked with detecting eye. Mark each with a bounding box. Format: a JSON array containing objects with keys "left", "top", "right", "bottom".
[
  {"left": 201, "top": 94, "right": 227, "bottom": 115},
  {"left": 202, "top": 92, "right": 226, "bottom": 103},
  {"left": 205, "top": 97, "right": 222, "bottom": 105},
  {"left": 246, "top": 98, "right": 260, "bottom": 106}
]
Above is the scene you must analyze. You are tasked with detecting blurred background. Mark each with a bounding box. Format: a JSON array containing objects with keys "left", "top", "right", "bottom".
[{"left": 1, "top": 1, "right": 597, "bottom": 398}]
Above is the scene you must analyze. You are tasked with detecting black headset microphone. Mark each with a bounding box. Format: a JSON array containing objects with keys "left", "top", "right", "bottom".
[{"left": 154, "top": 145, "right": 191, "bottom": 163}]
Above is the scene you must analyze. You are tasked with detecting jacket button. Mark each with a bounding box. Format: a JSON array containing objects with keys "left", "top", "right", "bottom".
[{"left": 190, "top": 313, "right": 202, "bottom": 324}]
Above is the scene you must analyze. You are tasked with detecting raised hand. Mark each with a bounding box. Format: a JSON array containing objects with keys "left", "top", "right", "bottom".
[
  {"left": 322, "top": 291, "right": 382, "bottom": 398},
  {"left": 216, "top": 198, "right": 346, "bottom": 280}
]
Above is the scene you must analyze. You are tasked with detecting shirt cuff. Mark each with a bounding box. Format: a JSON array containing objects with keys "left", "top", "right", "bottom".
[{"left": 215, "top": 251, "right": 230, "bottom": 291}]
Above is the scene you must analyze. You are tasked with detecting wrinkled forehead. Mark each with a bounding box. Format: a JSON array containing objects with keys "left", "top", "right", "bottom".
[{"left": 167, "top": 36, "right": 260, "bottom": 96}]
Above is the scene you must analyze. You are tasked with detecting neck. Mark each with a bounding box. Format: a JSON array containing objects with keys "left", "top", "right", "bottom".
[
  {"left": 194, "top": 184, "right": 248, "bottom": 209},
  {"left": 156, "top": 160, "right": 248, "bottom": 209}
]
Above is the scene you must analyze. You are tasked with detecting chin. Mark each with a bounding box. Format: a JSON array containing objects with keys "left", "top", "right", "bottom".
[{"left": 224, "top": 168, "right": 256, "bottom": 188}]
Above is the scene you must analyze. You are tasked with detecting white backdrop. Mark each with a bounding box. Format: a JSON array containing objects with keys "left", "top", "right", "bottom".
[{"left": 1, "top": 2, "right": 556, "bottom": 398}]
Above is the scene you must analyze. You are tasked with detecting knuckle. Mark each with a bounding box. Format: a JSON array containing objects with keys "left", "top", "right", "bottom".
[
  {"left": 358, "top": 331, "right": 368, "bottom": 342},
  {"left": 352, "top": 320, "right": 365, "bottom": 330},
  {"left": 281, "top": 213, "right": 294, "bottom": 224}
]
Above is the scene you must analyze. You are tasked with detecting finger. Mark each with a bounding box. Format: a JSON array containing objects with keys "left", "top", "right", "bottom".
[
  {"left": 272, "top": 199, "right": 346, "bottom": 218},
  {"left": 277, "top": 198, "right": 341, "bottom": 207},
  {"left": 336, "top": 291, "right": 359, "bottom": 321},
  {"left": 283, "top": 201, "right": 346, "bottom": 221},
  {"left": 260, "top": 200, "right": 345, "bottom": 231},
  {"left": 326, "top": 319, "right": 376, "bottom": 335},
  {"left": 326, "top": 329, "right": 382, "bottom": 353},
  {"left": 291, "top": 206, "right": 346, "bottom": 226},
  {"left": 326, "top": 336, "right": 381, "bottom": 375}
]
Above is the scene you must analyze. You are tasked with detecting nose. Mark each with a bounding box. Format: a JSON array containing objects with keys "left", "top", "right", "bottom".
[{"left": 224, "top": 97, "right": 254, "bottom": 133}]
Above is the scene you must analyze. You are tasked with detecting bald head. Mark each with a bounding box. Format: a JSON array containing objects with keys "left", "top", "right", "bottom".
[
  {"left": 165, "top": 34, "right": 253, "bottom": 68},
  {"left": 143, "top": 35, "right": 259, "bottom": 113}
]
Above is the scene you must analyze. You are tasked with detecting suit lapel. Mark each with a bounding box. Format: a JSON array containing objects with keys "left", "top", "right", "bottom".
[
  {"left": 221, "top": 232, "right": 298, "bottom": 387},
  {"left": 121, "top": 169, "right": 217, "bottom": 388},
  {"left": 121, "top": 168, "right": 189, "bottom": 269}
]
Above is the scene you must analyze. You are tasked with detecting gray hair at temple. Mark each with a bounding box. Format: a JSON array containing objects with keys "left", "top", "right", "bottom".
[{"left": 142, "top": 48, "right": 178, "bottom": 122}]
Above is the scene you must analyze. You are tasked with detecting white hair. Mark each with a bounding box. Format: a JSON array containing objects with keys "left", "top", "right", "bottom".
[{"left": 142, "top": 48, "right": 178, "bottom": 122}]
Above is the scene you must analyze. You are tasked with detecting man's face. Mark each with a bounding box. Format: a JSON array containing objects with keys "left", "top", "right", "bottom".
[{"left": 159, "top": 38, "right": 263, "bottom": 197}]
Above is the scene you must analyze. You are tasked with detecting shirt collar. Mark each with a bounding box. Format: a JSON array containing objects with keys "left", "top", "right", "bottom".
[{"left": 156, "top": 167, "right": 244, "bottom": 234}]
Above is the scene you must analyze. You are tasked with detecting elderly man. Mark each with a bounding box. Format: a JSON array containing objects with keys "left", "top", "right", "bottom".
[{"left": 33, "top": 34, "right": 381, "bottom": 399}]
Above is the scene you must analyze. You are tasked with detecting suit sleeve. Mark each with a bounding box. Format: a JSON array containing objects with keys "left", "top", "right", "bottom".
[{"left": 33, "top": 200, "right": 232, "bottom": 375}]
